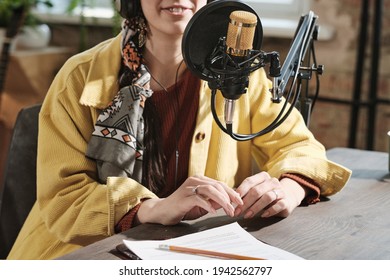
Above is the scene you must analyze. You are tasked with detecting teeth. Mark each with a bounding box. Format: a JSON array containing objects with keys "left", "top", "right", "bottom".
[{"left": 169, "top": 7, "right": 183, "bottom": 13}]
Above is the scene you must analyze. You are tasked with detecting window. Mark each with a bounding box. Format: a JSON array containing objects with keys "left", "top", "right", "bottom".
[
  {"left": 37, "top": 0, "right": 112, "bottom": 13},
  {"left": 243, "top": 0, "right": 314, "bottom": 38},
  {"left": 35, "top": 0, "right": 115, "bottom": 25},
  {"left": 244, "top": 0, "right": 311, "bottom": 20}
]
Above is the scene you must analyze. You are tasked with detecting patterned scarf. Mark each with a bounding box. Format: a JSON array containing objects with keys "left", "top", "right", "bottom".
[{"left": 86, "top": 20, "right": 152, "bottom": 184}]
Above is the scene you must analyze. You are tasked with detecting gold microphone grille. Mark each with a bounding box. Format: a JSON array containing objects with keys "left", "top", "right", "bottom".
[{"left": 226, "top": 11, "right": 257, "bottom": 56}]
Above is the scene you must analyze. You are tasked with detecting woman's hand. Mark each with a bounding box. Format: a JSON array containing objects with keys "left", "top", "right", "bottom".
[
  {"left": 234, "top": 172, "right": 307, "bottom": 219},
  {"left": 137, "top": 175, "right": 243, "bottom": 225}
]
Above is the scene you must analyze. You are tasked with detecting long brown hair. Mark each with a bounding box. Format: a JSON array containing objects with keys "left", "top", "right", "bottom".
[
  {"left": 118, "top": 64, "right": 166, "bottom": 193},
  {"left": 142, "top": 101, "right": 166, "bottom": 193}
]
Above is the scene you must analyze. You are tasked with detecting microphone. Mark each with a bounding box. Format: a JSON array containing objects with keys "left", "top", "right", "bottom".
[
  {"left": 182, "top": 0, "right": 322, "bottom": 141},
  {"left": 222, "top": 10, "right": 257, "bottom": 125},
  {"left": 226, "top": 11, "right": 257, "bottom": 58}
]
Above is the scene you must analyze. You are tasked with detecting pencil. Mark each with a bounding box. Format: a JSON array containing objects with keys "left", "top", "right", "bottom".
[{"left": 158, "top": 244, "right": 266, "bottom": 260}]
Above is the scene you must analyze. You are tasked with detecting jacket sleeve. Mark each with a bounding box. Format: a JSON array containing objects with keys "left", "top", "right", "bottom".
[
  {"left": 36, "top": 60, "right": 157, "bottom": 246},
  {"left": 248, "top": 69, "right": 351, "bottom": 196}
]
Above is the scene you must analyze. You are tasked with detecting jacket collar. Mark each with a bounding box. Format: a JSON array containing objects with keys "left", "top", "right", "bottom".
[{"left": 79, "top": 34, "right": 122, "bottom": 109}]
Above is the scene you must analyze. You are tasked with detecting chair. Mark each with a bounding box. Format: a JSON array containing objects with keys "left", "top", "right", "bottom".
[{"left": 0, "top": 104, "right": 41, "bottom": 259}]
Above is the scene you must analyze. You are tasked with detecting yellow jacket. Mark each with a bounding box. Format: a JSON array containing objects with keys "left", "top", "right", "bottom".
[{"left": 8, "top": 34, "right": 351, "bottom": 260}]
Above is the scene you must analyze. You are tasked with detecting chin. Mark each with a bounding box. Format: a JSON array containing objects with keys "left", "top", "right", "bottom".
[{"left": 170, "top": 23, "right": 190, "bottom": 35}]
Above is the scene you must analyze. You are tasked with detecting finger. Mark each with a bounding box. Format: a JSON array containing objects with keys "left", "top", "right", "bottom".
[
  {"left": 244, "top": 188, "right": 285, "bottom": 219},
  {"left": 189, "top": 182, "right": 228, "bottom": 201},
  {"left": 194, "top": 184, "right": 235, "bottom": 217},
  {"left": 235, "top": 177, "right": 280, "bottom": 217},
  {"left": 235, "top": 185, "right": 267, "bottom": 217},
  {"left": 226, "top": 187, "right": 244, "bottom": 206},
  {"left": 261, "top": 198, "right": 288, "bottom": 218},
  {"left": 192, "top": 176, "right": 243, "bottom": 206},
  {"left": 184, "top": 191, "right": 217, "bottom": 215},
  {"left": 209, "top": 180, "right": 243, "bottom": 206},
  {"left": 235, "top": 172, "right": 271, "bottom": 197}
]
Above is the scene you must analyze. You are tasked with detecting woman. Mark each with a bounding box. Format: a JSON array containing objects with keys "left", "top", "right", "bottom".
[{"left": 7, "top": 0, "right": 351, "bottom": 260}]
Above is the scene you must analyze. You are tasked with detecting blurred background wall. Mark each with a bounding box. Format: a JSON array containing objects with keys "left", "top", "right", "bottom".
[{"left": 309, "top": 0, "right": 389, "bottom": 152}]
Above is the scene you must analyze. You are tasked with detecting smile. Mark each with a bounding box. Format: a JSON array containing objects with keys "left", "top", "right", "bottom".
[
  {"left": 169, "top": 7, "right": 184, "bottom": 13},
  {"left": 164, "top": 6, "right": 191, "bottom": 15}
]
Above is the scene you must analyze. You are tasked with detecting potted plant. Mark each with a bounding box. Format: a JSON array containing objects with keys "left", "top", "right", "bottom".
[
  {"left": 0, "top": 0, "right": 53, "bottom": 27},
  {"left": 0, "top": 0, "right": 53, "bottom": 49}
]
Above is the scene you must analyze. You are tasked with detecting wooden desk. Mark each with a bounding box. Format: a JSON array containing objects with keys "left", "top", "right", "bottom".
[{"left": 59, "top": 148, "right": 390, "bottom": 260}]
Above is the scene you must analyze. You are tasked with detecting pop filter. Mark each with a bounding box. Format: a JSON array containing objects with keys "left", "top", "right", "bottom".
[{"left": 182, "top": 0, "right": 263, "bottom": 82}]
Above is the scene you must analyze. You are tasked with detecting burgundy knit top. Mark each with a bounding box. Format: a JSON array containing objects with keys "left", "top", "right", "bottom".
[{"left": 148, "top": 69, "right": 200, "bottom": 197}]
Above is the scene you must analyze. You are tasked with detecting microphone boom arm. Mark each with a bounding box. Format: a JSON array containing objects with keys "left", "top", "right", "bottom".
[{"left": 272, "top": 11, "right": 323, "bottom": 102}]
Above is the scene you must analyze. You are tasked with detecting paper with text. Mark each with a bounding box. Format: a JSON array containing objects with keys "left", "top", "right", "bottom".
[{"left": 123, "top": 222, "right": 303, "bottom": 260}]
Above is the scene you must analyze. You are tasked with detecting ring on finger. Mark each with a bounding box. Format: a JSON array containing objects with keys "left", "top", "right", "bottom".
[
  {"left": 192, "top": 185, "right": 200, "bottom": 195},
  {"left": 271, "top": 189, "right": 279, "bottom": 200}
]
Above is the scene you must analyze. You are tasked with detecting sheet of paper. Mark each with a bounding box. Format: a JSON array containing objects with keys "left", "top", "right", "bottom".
[{"left": 123, "top": 222, "right": 303, "bottom": 260}]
